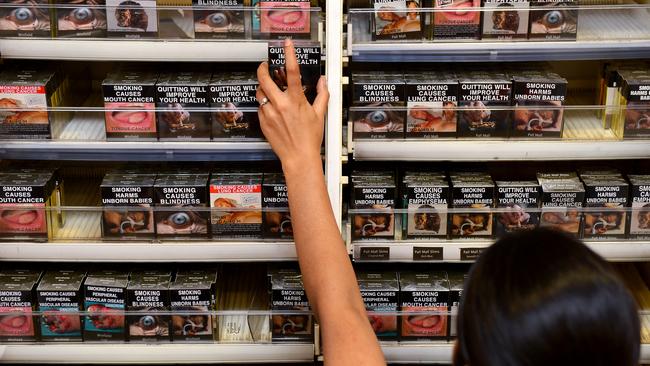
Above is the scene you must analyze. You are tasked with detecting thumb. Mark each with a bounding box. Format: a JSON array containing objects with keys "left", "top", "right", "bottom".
[{"left": 312, "top": 76, "right": 330, "bottom": 122}]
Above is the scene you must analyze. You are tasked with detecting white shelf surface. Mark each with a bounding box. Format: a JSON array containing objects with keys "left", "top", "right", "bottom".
[
  {"left": 348, "top": 8, "right": 650, "bottom": 62},
  {"left": 352, "top": 111, "right": 650, "bottom": 161},
  {"left": 0, "top": 241, "right": 297, "bottom": 262},
  {"left": 379, "top": 343, "right": 650, "bottom": 364},
  {"left": 353, "top": 139, "right": 650, "bottom": 161},
  {"left": 0, "top": 39, "right": 270, "bottom": 62},
  {"left": 0, "top": 343, "right": 315, "bottom": 364},
  {"left": 353, "top": 240, "right": 650, "bottom": 262}
]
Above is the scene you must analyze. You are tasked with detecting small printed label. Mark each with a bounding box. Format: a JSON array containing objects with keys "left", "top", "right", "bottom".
[
  {"left": 460, "top": 248, "right": 485, "bottom": 261},
  {"left": 412, "top": 247, "right": 443, "bottom": 261},
  {"left": 359, "top": 247, "right": 390, "bottom": 261}
]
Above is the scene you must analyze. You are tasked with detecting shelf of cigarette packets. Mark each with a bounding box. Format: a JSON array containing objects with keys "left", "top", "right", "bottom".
[
  {"left": 347, "top": 207, "right": 650, "bottom": 263},
  {"left": 0, "top": 5, "right": 323, "bottom": 62},
  {"left": 0, "top": 106, "right": 280, "bottom": 161},
  {"left": 347, "top": 4, "right": 650, "bottom": 62},
  {"left": 0, "top": 264, "right": 318, "bottom": 363},
  {"left": 0, "top": 170, "right": 303, "bottom": 262},
  {"left": 3, "top": 263, "right": 650, "bottom": 365},
  {"left": 348, "top": 106, "right": 650, "bottom": 161}
]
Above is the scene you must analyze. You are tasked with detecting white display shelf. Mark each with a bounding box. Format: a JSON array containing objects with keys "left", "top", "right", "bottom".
[
  {"left": 0, "top": 39, "right": 271, "bottom": 62},
  {"left": 0, "top": 343, "right": 315, "bottom": 364},
  {"left": 0, "top": 139, "right": 276, "bottom": 161},
  {"left": 352, "top": 139, "right": 650, "bottom": 161},
  {"left": 0, "top": 241, "right": 297, "bottom": 262},
  {"left": 352, "top": 241, "right": 650, "bottom": 263},
  {"left": 379, "top": 343, "right": 650, "bottom": 364},
  {"left": 351, "top": 111, "right": 650, "bottom": 161},
  {"left": 0, "top": 209, "right": 297, "bottom": 262},
  {"left": 348, "top": 7, "right": 650, "bottom": 62},
  {"left": 381, "top": 342, "right": 453, "bottom": 364}
]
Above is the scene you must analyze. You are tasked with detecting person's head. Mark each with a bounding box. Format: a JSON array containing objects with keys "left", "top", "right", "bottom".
[{"left": 454, "top": 228, "right": 640, "bottom": 366}]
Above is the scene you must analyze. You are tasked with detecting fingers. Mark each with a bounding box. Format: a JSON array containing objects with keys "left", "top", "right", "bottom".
[
  {"left": 283, "top": 38, "right": 304, "bottom": 95},
  {"left": 257, "top": 62, "right": 284, "bottom": 104},
  {"left": 256, "top": 86, "right": 267, "bottom": 105},
  {"left": 312, "top": 76, "right": 330, "bottom": 121}
]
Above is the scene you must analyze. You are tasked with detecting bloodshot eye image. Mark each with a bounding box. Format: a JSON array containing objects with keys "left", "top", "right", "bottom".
[
  {"left": 530, "top": 4, "right": 578, "bottom": 36},
  {"left": 353, "top": 103, "right": 405, "bottom": 134},
  {"left": 58, "top": 1, "right": 107, "bottom": 32},
  {"left": 0, "top": 1, "right": 51, "bottom": 33},
  {"left": 195, "top": 10, "right": 244, "bottom": 33}
]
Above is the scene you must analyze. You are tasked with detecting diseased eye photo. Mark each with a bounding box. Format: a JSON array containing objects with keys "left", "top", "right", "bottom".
[
  {"left": 58, "top": 0, "right": 107, "bottom": 32},
  {"left": 0, "top": 1, "right": 50, "bottom": 32},
  {"left": 530, "top": 6, "right": 577, "bottom": 35},
  {"left": 195, "top": 10, "right": 244, "bottom": 33},
  {"left": 353, "top": 103, "right": 405, "bottom": 134},
  {"left": 156, "top": 208, "right": 208, "bottom": 235},
  {"left": 129, "top": 313, "right": 169, "bottom": 336}
]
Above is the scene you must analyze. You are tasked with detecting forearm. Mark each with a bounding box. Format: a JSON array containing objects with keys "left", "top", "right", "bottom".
[
  {"left": 283, "top": 157, "right": 363, "bottom": 315},
  {"left": 284, "top": 157, "right": 385, "bottom": 365}
]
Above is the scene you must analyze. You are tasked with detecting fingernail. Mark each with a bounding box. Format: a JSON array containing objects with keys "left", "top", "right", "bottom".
[{"left": 285, "top": 37, "right": 293, "bottom": 47}]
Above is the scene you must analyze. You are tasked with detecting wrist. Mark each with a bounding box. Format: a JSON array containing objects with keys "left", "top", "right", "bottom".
[{"left": 282, "top": 153, "right": 322, "bottom": 179}]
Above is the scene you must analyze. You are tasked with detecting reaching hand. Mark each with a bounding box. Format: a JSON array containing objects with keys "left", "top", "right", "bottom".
[{"left": 256, "top": 38, "right": 329, "bottom": 173}]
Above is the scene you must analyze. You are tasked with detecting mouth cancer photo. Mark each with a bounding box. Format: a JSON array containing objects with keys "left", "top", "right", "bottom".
[{"left": 437, "top": 0, "right": 480, "bottom": 23}]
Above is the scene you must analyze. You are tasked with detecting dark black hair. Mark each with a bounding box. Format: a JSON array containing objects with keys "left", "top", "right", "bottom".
[{"left": 455, "top": 228, "right": 640, "bottom": 366}]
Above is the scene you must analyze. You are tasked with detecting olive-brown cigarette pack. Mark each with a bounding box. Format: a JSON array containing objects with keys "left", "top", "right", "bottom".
[
  {"left": 537, "top": 172, "right": 585, "bottom": 238},
  {"left": 405, "top": 72, "right": 458, "bottom": 138},
  {"left": 357, "top": 271, "right": 399, "bottom": 341},
  {"left": 351, "top": 72, "right": 406, "bottom": 139},
  {"left": 495, "top": 180, "right": 540, "bottom": 237},
  {"left": 450, "top": 173, "right": 495, "bottom": 239},
  {"left": 351, "top": 172, "right": 397, "bottom": 240}
]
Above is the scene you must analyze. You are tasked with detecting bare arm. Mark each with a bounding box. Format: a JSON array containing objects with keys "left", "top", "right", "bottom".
[{"left": 256, "top": 39, "right": 385, "bottom": 366}]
